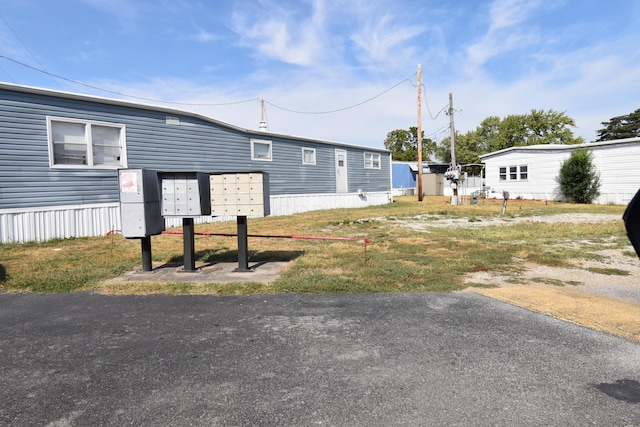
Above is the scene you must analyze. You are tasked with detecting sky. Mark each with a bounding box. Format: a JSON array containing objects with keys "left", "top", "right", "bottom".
[{"left": 1, "top": 0, "right": 639, "bottom": 149}]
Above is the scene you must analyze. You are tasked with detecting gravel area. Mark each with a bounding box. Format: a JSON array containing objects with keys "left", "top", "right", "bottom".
[
  {"left": 389, "top": 211, "right": 638, "bottom": 303},
  {"left": 453, "top": 214, "right": 640, "bottom": 304},
  {"left": 401, "top": 212, "right": 623, "bottom": 230}
]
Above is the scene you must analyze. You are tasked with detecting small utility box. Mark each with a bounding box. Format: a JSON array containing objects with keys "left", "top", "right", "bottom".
[
  {"left": 210, "top": 172, "right": 270, "bottom": 217},
  {"left": 159, "top": 172, "right": 211, "bottom": 217},
  {"left": 118, "top": 168, "right": 165, "bottom": 238}
]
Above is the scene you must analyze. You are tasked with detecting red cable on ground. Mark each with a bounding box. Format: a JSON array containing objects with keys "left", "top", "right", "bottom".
[
  {"left": 105, "top": 229, "right": 370, "bottom": 262},
  {"left": 160, "top": 230, "right": 370, "bottom": 244}
]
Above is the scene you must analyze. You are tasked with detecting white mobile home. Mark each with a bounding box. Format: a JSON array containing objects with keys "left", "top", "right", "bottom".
[
  {"left": 0, "top": 83, "right": 392, "bottom": 243},
  {"left": 479, "top": 137, "right": 640, "bottom": 204}
]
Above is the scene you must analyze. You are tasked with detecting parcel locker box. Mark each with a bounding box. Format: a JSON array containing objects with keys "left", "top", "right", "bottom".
[
  {"left": 210, "top": 172, "right": 270, "bottom": 217},
  {"left": 118, "top": 168, "right": 165, "bottom": 238},
  {"left": 159, "top": 172, "right": 211, "bottom": 216},
  {"left": 119, "top": 168, "right": 161, "bottom": 203},
  {"left": 120, "top": 201, "right": 165, "bottom": 238}
]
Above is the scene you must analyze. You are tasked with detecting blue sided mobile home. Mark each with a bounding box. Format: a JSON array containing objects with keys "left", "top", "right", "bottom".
[{"left": 0, "top": 83, "right": 392, "bottom": 243}]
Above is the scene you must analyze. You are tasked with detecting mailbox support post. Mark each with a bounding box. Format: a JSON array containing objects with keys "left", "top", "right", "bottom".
[
  {"left": 183, "top": 217, "right": 197, "bottom": 272},
  {"left": 501, "top": 191, "right": 509, "bottom": 215},
  {"left": 141, "top": 236, "right": 153, "bottom": 272},
  {"left": 236, "top": 215, "right": 250, "bottom": 272}
]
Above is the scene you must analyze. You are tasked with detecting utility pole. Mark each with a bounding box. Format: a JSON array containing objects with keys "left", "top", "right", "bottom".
[
  {"left": 449, "top": 93, "right": 456, "bottom": 168},
  {"left": 448, "top": 92, "right": 458, "bottom": 205},
  {"left": 417, "top": 64, "right": 423, "bottom": 202}
]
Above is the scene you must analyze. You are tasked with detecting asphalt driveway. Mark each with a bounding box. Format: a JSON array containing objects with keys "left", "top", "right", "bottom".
[{"left": 1, "top": 292, "right": 639, "bottom": 426}]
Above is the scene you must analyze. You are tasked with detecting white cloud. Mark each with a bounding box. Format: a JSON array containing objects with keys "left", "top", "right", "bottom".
[
  {"left": 488, "top": 0, "right": 542, "bottom": 32},
  {"left": 229, "top": 0, "right": 428, "bottom": 73},
  {"left": 350, "top": 13, "right": 424, "bottom": 69},
  {"left": 193, "top": 27, "right": 220, "bottom": 42},
  {"left": 231, "top": 0, "right": 329, "bottom": 66},
  {"left": 464, "top": 0, "right": 545, "bottom": 74}
]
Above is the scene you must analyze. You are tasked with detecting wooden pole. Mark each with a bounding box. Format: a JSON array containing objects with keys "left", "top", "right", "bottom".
[
  {"left": 417, "top": 64, "right": 423, "bottom": 202},
  {"left": 449, "top": 92, "right": 458, "bottom": 205},
  {"left": 449, "top": 93, "right": 457, "bottom": 168}
]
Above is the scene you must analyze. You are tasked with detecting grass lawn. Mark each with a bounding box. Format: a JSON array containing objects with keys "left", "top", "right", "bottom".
[{"left": 0, "top": 196, "right": 629, "bottom": 294}]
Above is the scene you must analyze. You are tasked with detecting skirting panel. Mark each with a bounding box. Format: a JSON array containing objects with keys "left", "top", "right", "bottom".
[
  {"left": 0, "top": 192, "right": 393, "bottom": 243},
  {"left": 0, "top": 203, "right": 121, "bottom": 244}
]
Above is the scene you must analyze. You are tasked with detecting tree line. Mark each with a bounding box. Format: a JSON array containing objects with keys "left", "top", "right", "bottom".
[{"left": 384, "top": 107, "right": 640, "bottom": 164}]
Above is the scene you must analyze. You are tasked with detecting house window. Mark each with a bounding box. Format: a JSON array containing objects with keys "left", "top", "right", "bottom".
[
  {"left": 47, "top": 117, "right": 126, "bottom": 168},
  {"left": 302, "top": 147, "right": 316, "bottom": 165},
  {"left": 519, "top": 165, "right": 528, "bottom": 180},
  {"left": 251, "top": 139, "right": 272, "bottom": 161},
  {"left": 509, "top": 165, "right": 518, "bottom": 180},
  {"left": 364, "top": 152, "right": 381, "bottom": 169},
  {"left": 499, "top": 167, "right": 507, "bottom": 181}
]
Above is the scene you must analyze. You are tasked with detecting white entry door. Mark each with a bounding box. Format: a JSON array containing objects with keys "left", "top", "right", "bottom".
[{"left": 335, "top": 149, "right": 348, "bottom": 193}]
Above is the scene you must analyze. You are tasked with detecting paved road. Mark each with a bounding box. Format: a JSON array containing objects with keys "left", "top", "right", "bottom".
[{"left": 1, "top": 292, "right": 639, "bottom": 426}]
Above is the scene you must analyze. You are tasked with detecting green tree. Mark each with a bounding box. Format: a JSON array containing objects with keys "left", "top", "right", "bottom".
[
  {"left": 383, "top": 127, "right": 435, "bottom": 161},
  {"left": 434, "top": 109, "right": 583, "bottom": 164},
  {"left": 483, "top": 109, "right": 583, "bottom": 152},
  {"left": 525, "top": 109, "right": 582, "bottom": 145},
  {"left": 596, "top": 108, "right": 640, "bottom": 141},
  {"left": 435, "top": 131, "right": 483, "bottom": 165},
  {"left": 558, "top": 148, "right": 601, "bottom": 204},
  {"left": 475, "top": 116, "right": 501, "bottom": 153}
]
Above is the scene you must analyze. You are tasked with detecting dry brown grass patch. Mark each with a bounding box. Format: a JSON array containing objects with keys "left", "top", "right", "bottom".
[{"left": 396, "top": 237, "right": 431, "bottom": 245}]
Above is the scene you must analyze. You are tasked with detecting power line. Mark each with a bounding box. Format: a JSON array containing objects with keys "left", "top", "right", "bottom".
[
  {"left": 409, "top": 74, "right": 447, "bottom": 121},
  {"left": 264, "top": 75, "right": 416, "bottom": 114},
  {"left": 0, "top": 64, "right": 16, "bottom": 83},
  {"left": 0, "top": 54, "right": 417, "bottom": 115},
  {"left": 0, "top": 12, "right": 62, "bottom": 89},
  {"left": 425, "top": 125, "right": 448, "bottom": 138},
  {"left": 0, "top": 55, "right": 259, "bottom": 106},
  {"left": 421, "top": 84, "right": 448, "bottom": 121}
]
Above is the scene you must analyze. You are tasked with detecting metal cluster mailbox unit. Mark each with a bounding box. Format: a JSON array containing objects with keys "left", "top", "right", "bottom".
[
  {"left": 118, "top": 169, "right": 271, "bottom": 273},
  {"left": 210, "top": 172, "right": 270, "bottom": 272},
  {"left": 159, "top": 172, "right": 211, "bottom": 217},
  {"left": 210, "top": 172, "right": 270, "bottom": 217},
  {"left": 158, "top": 171, "right": 211, "bottom": 272}
]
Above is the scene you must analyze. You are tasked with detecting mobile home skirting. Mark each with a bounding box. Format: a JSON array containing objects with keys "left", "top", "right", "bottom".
[{"left": 0, "top": 192, "right": 392, "bottom": 243}]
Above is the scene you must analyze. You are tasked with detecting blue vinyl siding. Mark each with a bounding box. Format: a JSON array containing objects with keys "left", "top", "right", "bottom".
[{"left": 0, "top": 85, "right": 390, "bottom": 210}]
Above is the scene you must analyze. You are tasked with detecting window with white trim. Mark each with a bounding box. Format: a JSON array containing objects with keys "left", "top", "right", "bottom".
[
  {"left": 499, "top": 165, "right": 528, "bottom": 180},
  {"left": 47, "top": 117, "right": 126, "bottom": 168},
  {"left": 519, "top": 165, "right": 528, "bottom": 180},
  {"left": 302, "top": 147, "right": 316, "bottom": 165},
  {"left": 364, "top": 152, "right": 381, "bottom": 169},
  {"left": 499, "top": 167, "right": 507, "bottom": 181},
  {"left": 509, "top": 165, "right": 517, "bottom": 180},
  {"left": 251, "top": 139, "right": 272, "bottom": 161}
]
